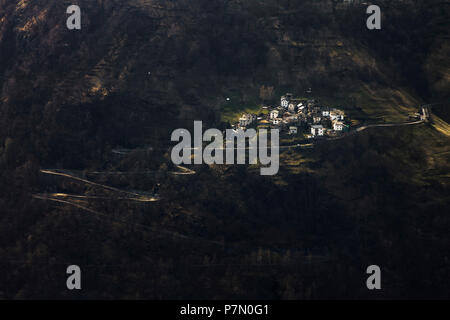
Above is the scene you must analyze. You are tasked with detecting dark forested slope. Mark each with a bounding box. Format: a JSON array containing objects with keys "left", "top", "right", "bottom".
[{"left": 0, "top": 0, "right": 449, "bottom": 299}]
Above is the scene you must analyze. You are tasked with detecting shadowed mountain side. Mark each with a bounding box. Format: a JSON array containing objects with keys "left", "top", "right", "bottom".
[{"left": 0, "top": 0, "right": 449, "bottom": 299}]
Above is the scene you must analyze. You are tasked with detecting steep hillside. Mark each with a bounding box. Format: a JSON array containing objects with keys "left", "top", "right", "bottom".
[{"left": 0, "top": 0, "right": 449, "bottom": 299}]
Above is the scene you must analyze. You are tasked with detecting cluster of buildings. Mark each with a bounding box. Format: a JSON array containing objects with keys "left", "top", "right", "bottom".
[
  {"left": 238, "top": 113, "right": 257, "bottom": 128},
  {"left": 235, "top": 93, "right": 350, "bottom": 138}
]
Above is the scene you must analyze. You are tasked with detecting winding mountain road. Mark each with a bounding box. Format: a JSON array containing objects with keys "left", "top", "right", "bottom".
[{"left": 35, "top": 105, "right": 442, "bottom": 218}]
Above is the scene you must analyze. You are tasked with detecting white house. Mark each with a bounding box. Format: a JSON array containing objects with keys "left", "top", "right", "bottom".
[
  {"left": 239, "top": 113, "right": 255, "bottom": 127},
  {"left": 333, "top": 121, "right": 344, "bottom": 131},
  {"left": 298, "top": 105, "right": 306, "bottom": 114},
  {"left": 322, "top": 108, "right": 330, "bottom": 117},
  {"left": 311, "top": 125, "right": 324, "bottom": 136},
  {"left": 239, "top": 118, "right": 250, "bottom": 128},
  {"left": 270, "top": 109, "right": 279, "bottom": 119},
  {"left": 289, "top": 126, "right": 298, "bottom": 134},
  {"left": 281, "top": 96, "right": 289, "bottom": 108},
  {"left": 273, "top": 118, "right": 282, "bottom": 125}
]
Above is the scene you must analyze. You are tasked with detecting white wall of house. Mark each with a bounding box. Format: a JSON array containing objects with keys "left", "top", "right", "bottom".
[
  {"left": 239, "top": 114, "right": 255, "bottom": 127},
  {"left": 311, "top": 125, "right": 324, "bottom": 136},
  {"left": 333, "top": 122, "right": 343, "bottom": 131},
  {"left": 270, "top": 110, "right": 279, "bottom": 119},
  {"left": 273, "top": 118, "right": 281, "bottom": 125},
  {"left": 239, "top": 119, "right": 250, "bottom": 127}
]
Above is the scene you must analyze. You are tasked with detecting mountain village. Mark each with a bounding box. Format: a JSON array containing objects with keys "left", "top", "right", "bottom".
[{"left": 233, "top": 93, "right": 350, "bottom": 138}]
